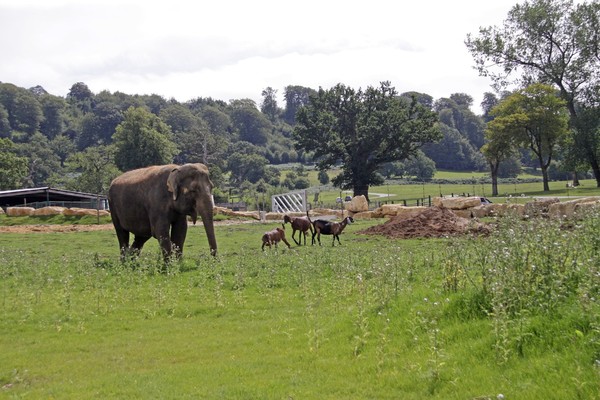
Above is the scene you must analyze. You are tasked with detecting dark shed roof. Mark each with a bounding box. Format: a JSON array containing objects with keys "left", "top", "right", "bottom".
[{"left": 0, "top": 187, "right": 107, "bottom": 209}]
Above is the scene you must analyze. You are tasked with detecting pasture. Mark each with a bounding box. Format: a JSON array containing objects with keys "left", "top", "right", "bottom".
[{"left": 1, "top": 213, "right": 599, "bottom": 399}]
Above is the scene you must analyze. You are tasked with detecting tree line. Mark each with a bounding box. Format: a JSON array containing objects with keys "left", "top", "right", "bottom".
[
  {"left": 0, "top": 79, "right": 490, "bottom": 202},
  {"left": 0, "top": 0, "right": 597, "bottom": 203}
]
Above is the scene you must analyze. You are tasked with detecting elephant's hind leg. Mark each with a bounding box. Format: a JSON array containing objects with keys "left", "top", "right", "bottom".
[
  {"left": 131, "top": 235, "right": 151, "bottom": 256},
  {"left": 114, "top": 227, "right": 131, "bottom": 258}
]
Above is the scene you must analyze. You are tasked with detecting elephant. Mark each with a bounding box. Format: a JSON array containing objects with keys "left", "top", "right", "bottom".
[{"left": 108, "top": 163, "right": 218, "bottom": 260}]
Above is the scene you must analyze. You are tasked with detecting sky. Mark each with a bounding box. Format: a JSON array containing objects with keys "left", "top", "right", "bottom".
[{"left": 0, "top": 0, "right": 518, "bottom": 114}]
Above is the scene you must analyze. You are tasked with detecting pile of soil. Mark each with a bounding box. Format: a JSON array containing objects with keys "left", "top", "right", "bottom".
[{"left": 358, "top": 206, "right": 489, "bottom": 239}]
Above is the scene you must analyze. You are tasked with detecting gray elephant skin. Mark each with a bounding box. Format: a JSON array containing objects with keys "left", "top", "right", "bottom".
[{"left": 108, "top": 163, "right": 218, "bottom": 259}]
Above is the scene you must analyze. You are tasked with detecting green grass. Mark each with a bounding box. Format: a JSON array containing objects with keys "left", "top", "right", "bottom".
[
  {"left": 311, "top": 178, "right": 600, "bottom": 207},
  {"left": 1, "top": 214, "right": 599, "bottom": 399}
]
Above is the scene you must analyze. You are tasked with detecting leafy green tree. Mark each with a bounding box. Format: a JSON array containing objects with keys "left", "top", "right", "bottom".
[
  {"left": 77, "top": 101, "right": 123, "bottom": 149},
  {"left": 39, "top": 94, "right": 67, "bottom": 139},
  {"left": 318, "top": 170, "right": 330, "bottom": 185},
  {"left": 229, "top": 99, "right": 271, "bottom": 146},
  {"left": 112, "top": 107, "right": 177, "bottom": 171},
  {"left": 227, "top": 152, "right": 268, "bottom": 185},
  {"left": 66, "top": 82, "right": 94, "bottom": 112},
  {"left": 466, "top": 0, "right": 600, "bottom": 185},
  {"left": 160, "top": 104, "right": 228, "bottom": 166},
  {"left": 50, "top": 134, "right": 77, "bottom": 168},
  {"left": 13, "top": 91, "right": 43, "bottom": 136},
  {"left": 482, "top": 117, "right": 520, "bottom": 196},
  {"left": 283, "top": 85, "right": 316, "bottom": 124},
  {"left": 294, "top": 82, "right": 440, "bottom": 201},
  {"left": 18, "top": 132, "right": 62, "bottom": 187},
  {"left": 0, "top": 84, "right": 43, "bottom": 138},
  {"left": 226, "top": 141, "right": 268, "bottom": 185},
  {"left": 66, "top": 145, "right": 120, "bottom": 194},
  {"left": 260, "top": 87, "right": 280, "bottom": 122},
  {"left": 568, "top": 106, "right": 600, "bottom": 184},
  {"left": 0, "top": 104, "right": 9, "bottom": 138},
  {"left": 404, "top": 150, "right": 436, "bottom": 180},
  {"left": 0, "top": 138, "right": 28, "bottom": 189},
  {"left": 490, "top": 84, "right": 570, "bottom": 191}
]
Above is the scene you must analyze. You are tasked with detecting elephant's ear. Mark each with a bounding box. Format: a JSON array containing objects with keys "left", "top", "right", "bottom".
[{"left": 167, "top": 167, "right": 180, "bottom": 201}]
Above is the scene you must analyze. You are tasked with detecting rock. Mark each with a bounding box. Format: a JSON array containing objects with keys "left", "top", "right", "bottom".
[
  {"left": 433, "top": 196, "right": 482, "bottom": 210},
  {"left": 344, "top": 195, "right": 368, "bottom": 212},
  {"left": 524, "top": 197, "right": 559, "bottom": 217},
  {"left": 6, "top": 207, "right": 35, "bottom": 216},
  {"left": 548, "top": 197, "right": 600, "bottom": 219}
]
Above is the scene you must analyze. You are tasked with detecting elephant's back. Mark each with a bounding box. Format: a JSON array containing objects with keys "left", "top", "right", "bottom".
[{"left": 111, "top": 164, "right": 176, "bottom": 186}]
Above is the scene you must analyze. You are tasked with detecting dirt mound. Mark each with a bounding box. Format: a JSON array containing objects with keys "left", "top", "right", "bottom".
[{"left": 358, "top": 206, "right": 488, "bottom": 239}]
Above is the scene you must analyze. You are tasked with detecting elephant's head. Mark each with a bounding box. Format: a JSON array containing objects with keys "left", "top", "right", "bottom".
[{"left": 167, "top": 163, "right": 217, "bottom": 256}]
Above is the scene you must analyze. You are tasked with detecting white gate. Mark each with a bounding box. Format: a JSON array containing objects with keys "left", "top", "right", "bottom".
[{"left": 271, "top": 190, "right": 307, "bottom": 213}]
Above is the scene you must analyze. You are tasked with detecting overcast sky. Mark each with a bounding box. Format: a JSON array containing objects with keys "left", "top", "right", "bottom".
[{"left": 0, "top": 0, "right": 518, "bottom": 113}]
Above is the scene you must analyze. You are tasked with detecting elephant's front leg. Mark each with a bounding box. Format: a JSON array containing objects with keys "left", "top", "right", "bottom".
[
  {"left": 153, "top": 221, "right": 174, "bottom": 261},
  {"left": 170, "top": 218, "right": 188, "bottom": 259}
]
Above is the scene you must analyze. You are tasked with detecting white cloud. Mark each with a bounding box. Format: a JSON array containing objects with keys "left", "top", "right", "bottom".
[{"left": 0, "top": 0, "right": 517, "bottom": 112}]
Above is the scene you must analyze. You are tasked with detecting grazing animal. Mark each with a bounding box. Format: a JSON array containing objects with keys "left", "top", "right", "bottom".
[
  {"left": 262, "top": 224, "right": 292, "bottom": 251},
  {"left": 283, "top": 214, "right": 314, "bottom": 246},
  {"left": 307, "top": 211, "right": 354, "bottom": 246},
  {"left": 108, "top": 163, "right": 217, "bottom": 261}
]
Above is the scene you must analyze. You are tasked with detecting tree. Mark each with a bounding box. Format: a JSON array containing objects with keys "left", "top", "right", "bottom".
[
  {"left": 0, "top": 138, "right": 28, "bottom": 189},
  {"left": 67, "top": 82, "right": 94, "bottom": 112},
  {"left": 466, "top": 0, "right": 600, "bottom": 185},
  {"left": 283, "top": 85, "right": 316, "bottom": 124},
  {"left": 18, "top": 132, "right": 62, "bottom": 187},
  {"left": 490, "top": 84, "right": 569, "bottom": 191},
  {"left": 260, "top": 87, "right": 280, "bottom": 122},
  {"left": 293, "top": 82, "right": 440, "bottom": 201},
  {"left": 0, "top": 104, "right": 9, "bottom": 137},
  {"left": 229, "top": 99, "right": 270, "bottom": 146},
  {"left": 39, "top": 94, "right": 67, "bottom": 139},
  {"left": 482, "top": 118, "right": 519, "bottom": 196},
  {"left": 66, "top": 145, "right": 120, "bottom": 194},
  {"left": 78, "top": 101, "right": 123, "bottom": 149},
  {"left": 112, "top": 107, "right": 177, "bottom": 171},
  {"left": 50, "top": 134, "right": 76, "bottom": 168},
  {"left": 404, "top": 150, "right": 437, "bottom": 180},
  {"left": 226, "top": 141, "right": 268, "bottom": 185},
  {"left": 318, "top": 170, "right": 330, "bottom": 185}
]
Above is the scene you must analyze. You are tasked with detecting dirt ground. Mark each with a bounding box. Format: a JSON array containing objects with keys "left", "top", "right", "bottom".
[
  {"left": 357, "top": 206, "right": 490, "bottom": 239},
  {"left": 0, "top": 208, "right": 489, "bottom": 237},
  {"left": 0, "top": 218, "right": 257, "bottom": 234}
]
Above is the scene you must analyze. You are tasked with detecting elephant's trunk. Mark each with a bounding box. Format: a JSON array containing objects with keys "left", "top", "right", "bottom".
[{"left": 197, "top": 198, "right": 217, "bottom": 256}]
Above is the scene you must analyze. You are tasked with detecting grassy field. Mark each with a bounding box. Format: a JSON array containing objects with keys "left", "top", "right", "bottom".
[
  {"left": 295, "top": 167, "right": 600, "bottom": 208},
  {"left": 1, "top": 212, "right": 599, "bottom": 398}
]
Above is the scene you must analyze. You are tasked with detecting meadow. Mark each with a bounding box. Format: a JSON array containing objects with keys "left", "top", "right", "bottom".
[
  {"left": 1, "top": 211, "right": 599, "bottom": 399},
  {"left": 302, "top": 168, "right": 600, "bottom": 208}
]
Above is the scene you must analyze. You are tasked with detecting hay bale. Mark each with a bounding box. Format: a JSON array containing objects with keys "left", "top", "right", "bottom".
[
  {"left": 351, "top": 211, "right": 374, "bottom": 219},
  {"left": 33, "top": 206, "right": 67, "bottom": 216},
  {"left": 64, "top": 207, "right": 98, "bottom": 216},
  {"left": 7, "top": 207, "right": 35, "bottom": 216}
]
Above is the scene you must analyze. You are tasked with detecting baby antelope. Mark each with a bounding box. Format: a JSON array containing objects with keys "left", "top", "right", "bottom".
[{"left": 261, "top": 224, "right": 292, "bottom": 251}]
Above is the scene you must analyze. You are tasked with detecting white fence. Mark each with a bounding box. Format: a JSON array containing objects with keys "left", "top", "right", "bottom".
[{"left": 271, "top": 190, "right": 307, "bottom": 213}]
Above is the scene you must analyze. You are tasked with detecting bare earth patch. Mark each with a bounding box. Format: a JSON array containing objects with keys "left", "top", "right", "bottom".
[
  {"left": 0, "top": 218, "right": 257, "bottom": 234},
  {"left": 358, "top": 206, "right": 490, "bottom": 239}
]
